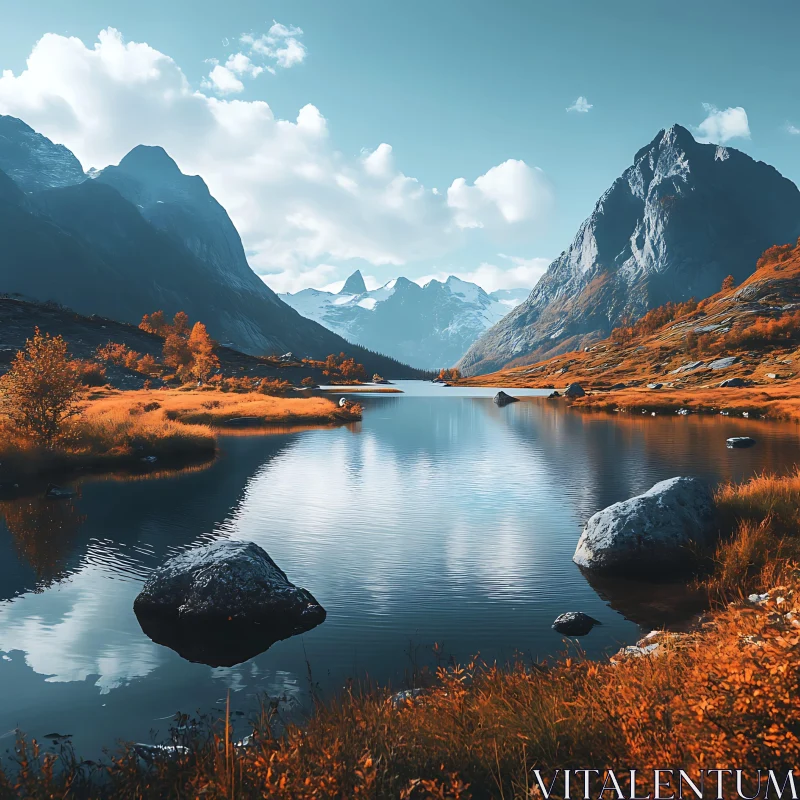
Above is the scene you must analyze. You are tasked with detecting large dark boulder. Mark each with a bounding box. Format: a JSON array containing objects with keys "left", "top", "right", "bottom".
[
  {"left": 493, "top": 390, "right": 519, "bottom": 407},
  {"left": 564, "top": 383, "right": 585, "bottom": 398},
  {"left": 573, "top": 477, "right": 716, "bottom": 576},
  {"left": 133, "top": 540, "right": 326, "bottom": 666}
]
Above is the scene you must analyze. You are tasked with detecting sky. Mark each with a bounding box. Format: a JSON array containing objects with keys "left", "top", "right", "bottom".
[{"left": 0, "top": 0, "right": 799, "bottom": 294}]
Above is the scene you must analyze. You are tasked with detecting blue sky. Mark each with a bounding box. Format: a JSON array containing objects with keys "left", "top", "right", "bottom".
[{"left": 1, "top": 0, "right": 799, "bottom": 293}]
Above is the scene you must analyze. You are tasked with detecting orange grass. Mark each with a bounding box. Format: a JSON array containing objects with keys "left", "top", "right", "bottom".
[
  {"left": 5, "top": 577, "right": 799, "bottom": 799},
  {"left": 3, "top": 473, "right": 800, "bottom": 798},
  {"left": 0, "top": 389, "right": 360, "bottom": 481},
  {"left": 88, "top": 388, "right": 363, "bottom": 428}
]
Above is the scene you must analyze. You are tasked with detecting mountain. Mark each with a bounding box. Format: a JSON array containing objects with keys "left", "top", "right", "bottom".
[
  {"left": 458, "top": 124, "right": 800, "bottom": 375},
  {"left": 280, "top": 272, "right": 527, "bottom": 369},
  {"left": 459, "top": 237, "right": 800, "bottom": 402},
  {"left": 0, "top": 118, "right": 424, "bottom": 378},
  {"left": 0, "top": 115, "right": 86, "bottom": 192}
]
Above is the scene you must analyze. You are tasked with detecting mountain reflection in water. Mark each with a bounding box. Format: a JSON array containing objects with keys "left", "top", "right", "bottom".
[{"left": 0, "top": 382, "right": 798, "bottom": 756}]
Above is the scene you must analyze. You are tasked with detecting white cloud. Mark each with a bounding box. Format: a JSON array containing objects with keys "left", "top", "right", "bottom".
[
  {"left": 203, "top": 64, "right": 244, "bottom": 94},
  {"left": 566, "top": 96, "right": 592, "bottom": 113},
  {"left": 694, "top": 103, "right": 750, "bottom": 144},
  {"left": 786, "top": 122, "right": 800, "bottom": 135},
  {"left": 202, "top": 21, "right": 305, "bottom": 94},
  {"left": 446, "top": 160, "right": 554, "bottom": 229},
  {"left": 0, "top": 29, "right": 552, "bottom": 291},
  {"left": 415, "top": 254, "right": 551, "bottom": 293}
]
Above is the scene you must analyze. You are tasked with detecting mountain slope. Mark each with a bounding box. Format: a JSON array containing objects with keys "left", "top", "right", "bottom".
[
  {"left": 458, "top": 124, "right": 800, "bottom": 375},
  {"left": 0, "top": 120, "right": 424, "bottom": 377},
  {"left": 0, "top": 115, "right": 86, "bottom": 192},
  {"left": 281, "top": 271, "right": 525, "bottom": 369},
  {"left": 460, "top": 238, "right": 800, "bottom": 402}
]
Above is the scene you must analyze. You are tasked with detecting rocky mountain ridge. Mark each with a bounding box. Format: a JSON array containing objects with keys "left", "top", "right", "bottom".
[{"left": 458, "top": 124, "right": 800, "bottom": 375}]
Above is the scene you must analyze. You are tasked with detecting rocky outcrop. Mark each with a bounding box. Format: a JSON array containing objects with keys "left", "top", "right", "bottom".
[
  {"left": 573, "top": 477, "right": 717, "bottom": 575},
  {"left": 458, "top": 124, "right": 800, "bottom": 375},
  {"left": 720, "top": 377, "right": 746, "bottom": 388},
  {"left": 552, "top": 611, "right": 601, "bottom": 636},
  {"left": 134, "top": 540, "right": 325, "bottom": 666},
  {"left": 493, "top": 390, "right": 519, "bottom": 407},
  {"left": 564, "top": 383, "right": 586, "bottom": 398}
]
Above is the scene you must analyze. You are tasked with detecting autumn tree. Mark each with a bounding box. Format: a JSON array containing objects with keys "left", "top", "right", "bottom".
[
  {"left": 163, "top": 332, "right": 192, "bottom": 376},
  {"left": 139, "top": 310, "right": 168, "bottom": 336},
  {"left": 172, "top": 311, "right": 190, "bottom": 336},
  {"left": 721, "top": 274, "right": 736, "bottom": 291},
  {"left": 0, "top": 329, "right": 84, "bottom": 447},
  {"left": 187, "top": 322, "right": 219, "bottom": 382}
]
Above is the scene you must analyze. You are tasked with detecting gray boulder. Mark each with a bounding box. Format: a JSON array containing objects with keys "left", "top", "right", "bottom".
[
  {"left": 564, "top": 383, "right": 585, "bottom": 398},
  {"left": 134, "top": 539, "right": 325, "bottom": 627},
  {"left": 647, "top": 383, "right": 663, "bottom": 390},
  {"left": 134, "top": 540, "right": 326, "bottom": 666},
  {"left": 573, "top": 477, "right": 716, "bottom": 575},
  {"left": 720, "top": 377, "right": 746, "bottom": 388},
  {"left": 708, "top": 356, "right": 738, "bottom": 370},
  {"left": 493, "top": 390, "right": 519, "bottom": 407},
  {"left": 552, "top": 611, "right": 601, "bottom": 636}
]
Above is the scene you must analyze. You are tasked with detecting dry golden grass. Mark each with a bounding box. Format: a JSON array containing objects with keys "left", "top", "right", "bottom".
[
  {"left": 6, "top": 572, "right": 800, "bottom": 798},
  {"left": 0, "top": 388, "right": 361, "bottom": 481},
  {"left": 707, "top": 470, "right": 800, "bottom": 596},
  {"left": 88, "top": 388, "right": 362, "bottom": 428}
]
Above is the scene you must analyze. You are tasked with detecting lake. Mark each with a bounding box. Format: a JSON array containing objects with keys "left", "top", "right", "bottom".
[{"left": 0, "top": 381, "right": 798, "bottom": 756}]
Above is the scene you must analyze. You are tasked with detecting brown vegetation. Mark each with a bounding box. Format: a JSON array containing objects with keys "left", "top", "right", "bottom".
[{"left": 2, "top": 471, "right": 799, "bottom": 798}]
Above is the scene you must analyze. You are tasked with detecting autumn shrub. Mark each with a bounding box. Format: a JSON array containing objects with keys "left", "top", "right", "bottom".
[
  {"left": 74, "top": 360, "right": 107, "bottom": 387},
  {"left": 0, "top": 329, "right": 84, "bottom": 447}
]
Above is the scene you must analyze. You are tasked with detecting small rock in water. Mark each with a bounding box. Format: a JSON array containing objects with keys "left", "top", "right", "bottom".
[
  {"left": 493, "top": 390, "right": 519, "bottom": 407},
  {"left": 548, "top": 390, "right": 561, "bottom": 398},
  {"left": 727, "top": 437, "right": 756, "bottom": 449},
  {"left": 141, "top": 455, "right": 158, "bottom": 464},
  {"left": 552, "top": 611, "right": 601, "bottom": 636},
  {"left": 45, "top": 483, "right": 75, "bottom": 499},
  {"left": 676, "top": 408, "right": 689, "bottom": 415},
  {"left": 719, "top": 377, "right": 746, "bottom": 388},
  {"left": 563, "top": 383, "right": 585, "bottom": 398}
]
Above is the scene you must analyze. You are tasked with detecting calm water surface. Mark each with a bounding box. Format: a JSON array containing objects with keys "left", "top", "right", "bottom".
[{"left": 0, "top": 382, "right": 798, "bottom": 755}]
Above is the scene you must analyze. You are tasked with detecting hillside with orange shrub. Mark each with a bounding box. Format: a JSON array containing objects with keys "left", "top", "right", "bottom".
[{"left": 460, "top": 239, "right": 800, "bottom": 420}]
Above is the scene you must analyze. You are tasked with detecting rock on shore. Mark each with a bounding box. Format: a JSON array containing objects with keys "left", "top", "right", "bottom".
[{"left": 573, "top": 477, "right": 717, "bottom": 576}]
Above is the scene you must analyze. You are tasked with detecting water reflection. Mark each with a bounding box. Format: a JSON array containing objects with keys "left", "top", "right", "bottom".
[{"left": 0, "top": 386, "right": 797, "bottom": 756}]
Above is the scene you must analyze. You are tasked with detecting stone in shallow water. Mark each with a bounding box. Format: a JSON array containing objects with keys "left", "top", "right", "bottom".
[
  {"left": 552, "top": 611, "right": 601, "bottom": 636},
  {"left": 493, "top": 390, "right": 519, "bottom": 407},
  {"left": 727, "top": 436, "right": 756, "bottom": 449},
  {"left": 134, "top": 540, "right": 326, "bottom": 666}
]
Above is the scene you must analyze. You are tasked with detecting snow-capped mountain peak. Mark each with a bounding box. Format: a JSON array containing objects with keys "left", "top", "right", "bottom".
[{"left": 279, "top": 275, "right": 529, "bottom": 370}]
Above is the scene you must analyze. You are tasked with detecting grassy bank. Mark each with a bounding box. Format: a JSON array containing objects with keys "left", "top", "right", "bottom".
[
  {"left": 568, "top": 379, "right": 800, "bottom": 422},
  {"left": 0, "top": 389, "right": 361, "bottom": 483},
  {"left": 3, "top": 471, "right": 799, "bottom": 799}
]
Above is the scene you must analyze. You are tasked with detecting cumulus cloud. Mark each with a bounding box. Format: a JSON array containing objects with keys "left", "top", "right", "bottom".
[
  {"left": 446, "top": 160, "right": 554, "bottom": 229},
  {"left": 694, "top": 103, "right": 750, "bottom": 144},
  {"left": 786, "top": 123, "right": 800, "bottom": 135},
  {"left": 416, "top": 254, "right": 551, "bottom": 293},
  {"left": 566, "top": 96, "right": 592, "bottom": 113},
  {"left": 0, "top": 28, "right": 552, "bottom": 291}
]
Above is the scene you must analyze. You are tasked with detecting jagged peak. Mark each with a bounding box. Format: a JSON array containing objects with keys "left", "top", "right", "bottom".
[
  {"left": 633, "top": 123, "right": 697, "bottom": 164},
  {"left": 0, "top": 115, "right": 36, "bottom": 135},
  {"left": 339, "top": 269, "right": 367, "bottom": 295}
]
